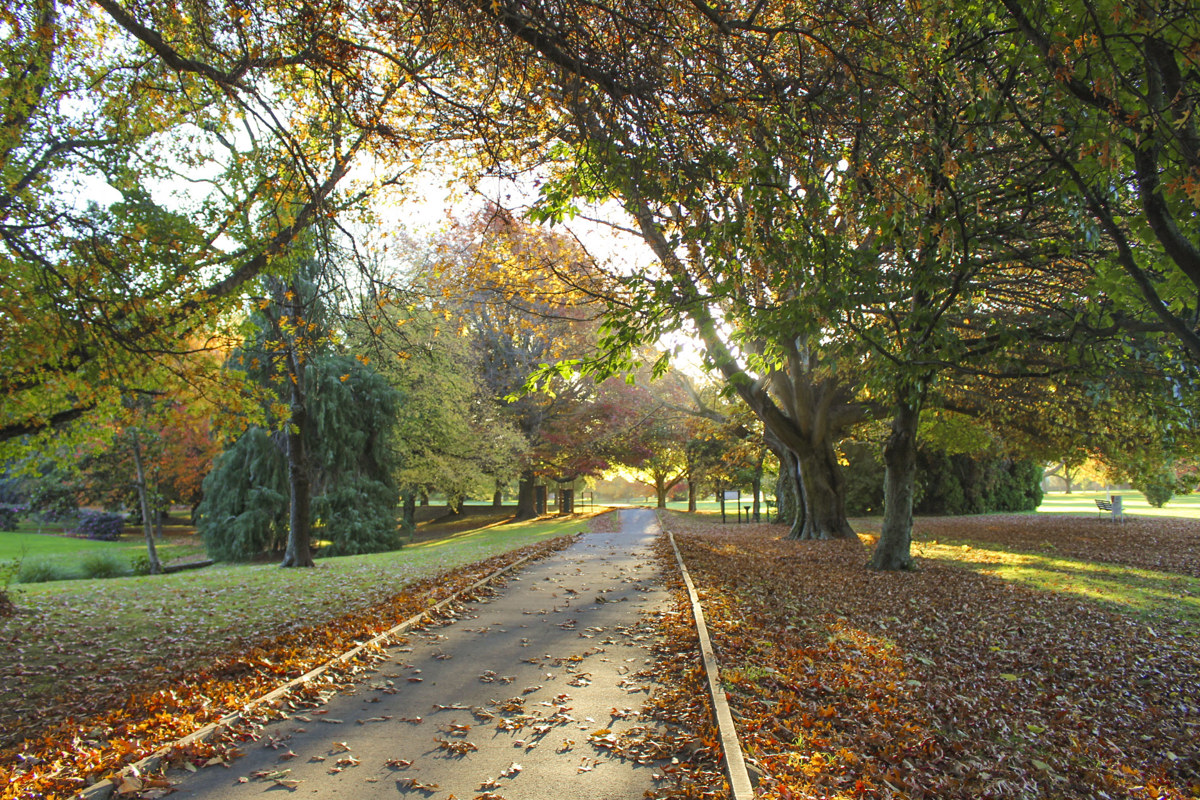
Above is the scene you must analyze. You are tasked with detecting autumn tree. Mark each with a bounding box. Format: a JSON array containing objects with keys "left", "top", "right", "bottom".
[
  {"left": 357, "top": 300, "right": 526, "bottom": 528},
  {"left": 197, "top": 266, "right": 401, "bottom": 563},
  {"left": 426, "top": 206, "right": 656, "bottom": 519},
  {"left": 0, "top": 0, "right": 499, "bottom": 455},
  {"left": 970, "top": 0, "right": 1200, "bottom": 361}
]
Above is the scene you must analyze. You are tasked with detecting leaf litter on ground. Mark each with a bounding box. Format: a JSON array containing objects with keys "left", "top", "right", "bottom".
[{"left": 654, "top": 511, "right": 1200, "bottom": 800}]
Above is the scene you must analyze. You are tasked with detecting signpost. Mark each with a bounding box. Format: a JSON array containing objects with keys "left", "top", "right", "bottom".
[{"left": 721, "top": 489, "right": 741, "bottom": 524}]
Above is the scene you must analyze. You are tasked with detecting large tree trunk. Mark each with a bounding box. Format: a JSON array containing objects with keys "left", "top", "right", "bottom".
[
  {"left": 281, "top": 347, "right": 315, "bottom": 568},
  {"left": 514, "top": 469, "right": 537, "bottom": 520},
  {"left": 773, "top": 447, "right": 804, "bottom": 535},
  {"left": 687, "top": 477, "right": 697, "bottom": 512},
  {"left": 130, "top": 430, "right": 162, "bottom": 575},
  {"left": 400, "top": 490, "right": 416, "bottom": 536},
  {"left": 492, "top": 486, "right": 503, "bottom": 508},
  {"left": 654, "top": 479, "right": 669, "bottom": 509},
  {"left": 791, "top": 438, "right": 856, "bottom": 540},
  {"left": 870, "top": 396, "right": 922, "bottom": 570}
]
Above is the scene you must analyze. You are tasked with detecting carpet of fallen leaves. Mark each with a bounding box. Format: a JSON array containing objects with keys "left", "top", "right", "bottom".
[
  {"left": 905, "top": 514, "right": 1200, "bottom": 578},
  {"left": 0, "top": 534, "right": 576, "bottom": 800},
  {"left": 658, "top": 512, "right": 1200, "bottom": 800}
]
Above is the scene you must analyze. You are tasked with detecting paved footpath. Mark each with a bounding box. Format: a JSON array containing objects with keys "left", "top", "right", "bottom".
[{"left": 165, "top": 508, "right": 672, "bottom": 800}]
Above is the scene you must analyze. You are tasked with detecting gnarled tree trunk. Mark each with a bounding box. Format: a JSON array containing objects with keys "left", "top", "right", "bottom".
[
  {"left": 791, "top": 438, "right": 856, "bottom": 540},
  {"left": 773, "top": 447, "right": 804, "bottom": 535}
]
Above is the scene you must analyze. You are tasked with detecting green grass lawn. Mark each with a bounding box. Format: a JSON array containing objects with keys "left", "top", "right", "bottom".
[
  {"left": 1036, "top": 489, "right": 1200, "bottom": 519},
  {"left": 0, "top": 522, "right": 208, "bottom": 581},
  {"left": 0, "top": 513, "right": 595, "bottom": 738}
]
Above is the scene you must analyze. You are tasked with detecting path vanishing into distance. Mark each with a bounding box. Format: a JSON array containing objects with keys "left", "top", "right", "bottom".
[{"left": 164, "top": 508, "right": 680, "bottom": 800}]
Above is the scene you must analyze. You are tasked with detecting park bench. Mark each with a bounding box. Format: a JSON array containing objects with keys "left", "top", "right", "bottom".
[{"left": 1094, "top": 497, "right": 1125, "bottom": 522}]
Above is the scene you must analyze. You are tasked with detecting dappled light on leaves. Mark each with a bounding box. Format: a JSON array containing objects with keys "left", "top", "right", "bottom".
[{"left": 657, "top": 512, "right": 1199, "bottom": 799}]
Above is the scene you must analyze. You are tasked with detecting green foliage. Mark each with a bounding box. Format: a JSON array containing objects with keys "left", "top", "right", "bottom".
[
  {"left": 129, "top": 553, "right": 153, "bottom": 576},
  {"left": 78, "top": 551, "right": 130, "bottom": 580},
  {"left": 0, "top": 556, "right": 19, "bottom": 616},
  {"left": 843, "top": 444, "right": 1042, "bottom": 516},
  {"left": 197, "top": 427, "right": 290, "bottom": 561},
  {"left": 17, "top": 558, "right": 72, "bottom": 584},
  {"left": 306, "top": 353, "right": 402, "bottom": 557},
  {"left": 1134, "top": 470, "right": 1176, "bottom": 509},
  {"left": 198, "top": 353, "right": 401, "bottom": 561},
  {"left": 27, "top": 469, "right": 79, "bottom": 523},
  {"left": 915, "top": 452, "right": 1043, "bottom": 515}
]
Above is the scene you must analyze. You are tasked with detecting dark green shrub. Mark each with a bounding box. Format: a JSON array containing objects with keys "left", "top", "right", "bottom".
[
  {"left": 1135, "top": 471, "right": 1176, "bottom": 508},
  {"left": 843, "top": 444, "right": 1044, "bottom": 516},
  {"left": 841, "top": 442, "right": 885, "bottom": 515},
  {"left": 74, "top": 511, "right": 127, "bottom": 541},
  {"left": 17, "top": 558, "right": 72, "bottom": 583},
  {"left": 0, "top": 504, "right": 25, "bottom": 531},
  {"left": 79, "top": 551, "right": 130, "bottom": 579},
  {"left": 129, "top": 553, "right": 153, "bottom": 576}
]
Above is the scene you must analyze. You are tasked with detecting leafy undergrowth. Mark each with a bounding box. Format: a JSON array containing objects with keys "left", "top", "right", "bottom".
[
  {"left": 660, "top": 512, "right": 1200, "bottom": 800},
  {"left": 0, "top": 534, "right": 577, "bottom": 800}
]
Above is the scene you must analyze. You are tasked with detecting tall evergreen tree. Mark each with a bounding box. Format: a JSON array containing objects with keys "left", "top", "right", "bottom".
[{"left": 198, "top": 268, "right": 401, "bottom": 562}]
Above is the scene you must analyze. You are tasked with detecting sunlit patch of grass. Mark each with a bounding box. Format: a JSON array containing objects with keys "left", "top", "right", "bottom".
[
  {"left": 0, "top": 527, "right": 208, "bottom": 574},
  {"left": 1037, "top": 491, "right": 1200, "bottom": 519},
  {"left": 914, "top": 540, "right": 1200, "bottom": 632}
]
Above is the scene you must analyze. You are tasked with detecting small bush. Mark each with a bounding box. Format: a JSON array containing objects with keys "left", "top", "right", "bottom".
[
  {"left": 129, "top": 553, "right": 152, "bottom": 576},
  {"left": 74, "top": 511, "right": 127, "bottom": 541},
  {"left": 1136, "top": 471, "right": 1176, "bottom": 508},
  {"left": 0, "top": 504, "right": 25, "bottom": 531},
  {"left": 79, "top": 551, "right": 130, "bottom": 579},
  {"left": 17, "top": 558, "right": 73, "bottom": 583}
]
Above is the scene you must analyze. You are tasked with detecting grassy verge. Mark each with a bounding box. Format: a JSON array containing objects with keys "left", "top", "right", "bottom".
[
  {"left": 1038, "top": 490, "right": 1200, "bottom": 519},
  {"left": 0, "top": 513, "right": 600, "bottom": 755}
]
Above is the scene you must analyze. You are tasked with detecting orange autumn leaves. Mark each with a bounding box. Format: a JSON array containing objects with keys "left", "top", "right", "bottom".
[{"left": 653, "top": 513, "right": 1200, "bottom": 800}]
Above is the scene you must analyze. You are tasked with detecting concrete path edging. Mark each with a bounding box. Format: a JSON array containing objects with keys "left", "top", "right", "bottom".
[
  {"left": 666, "top": 527, "right": 756, "bottom": 800},
  {"left": 77, "top": 542, "right": 562, "bottom": 800}
]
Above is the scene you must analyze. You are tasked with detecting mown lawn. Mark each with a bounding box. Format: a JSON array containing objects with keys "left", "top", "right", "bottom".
[
  {"left": 656, "top": 510, "right": 1200, "bottom": 800},
  {"left": 0, "top": 513, "right": 598, "bottom": 757},
  {"left": 0, "top": 520, "right": 207, "bottom": 583}
]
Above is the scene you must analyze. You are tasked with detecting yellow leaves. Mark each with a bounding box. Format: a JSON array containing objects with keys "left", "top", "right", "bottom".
[{"left": 339, "top": 373, "right": 350, "bottom": 382}]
